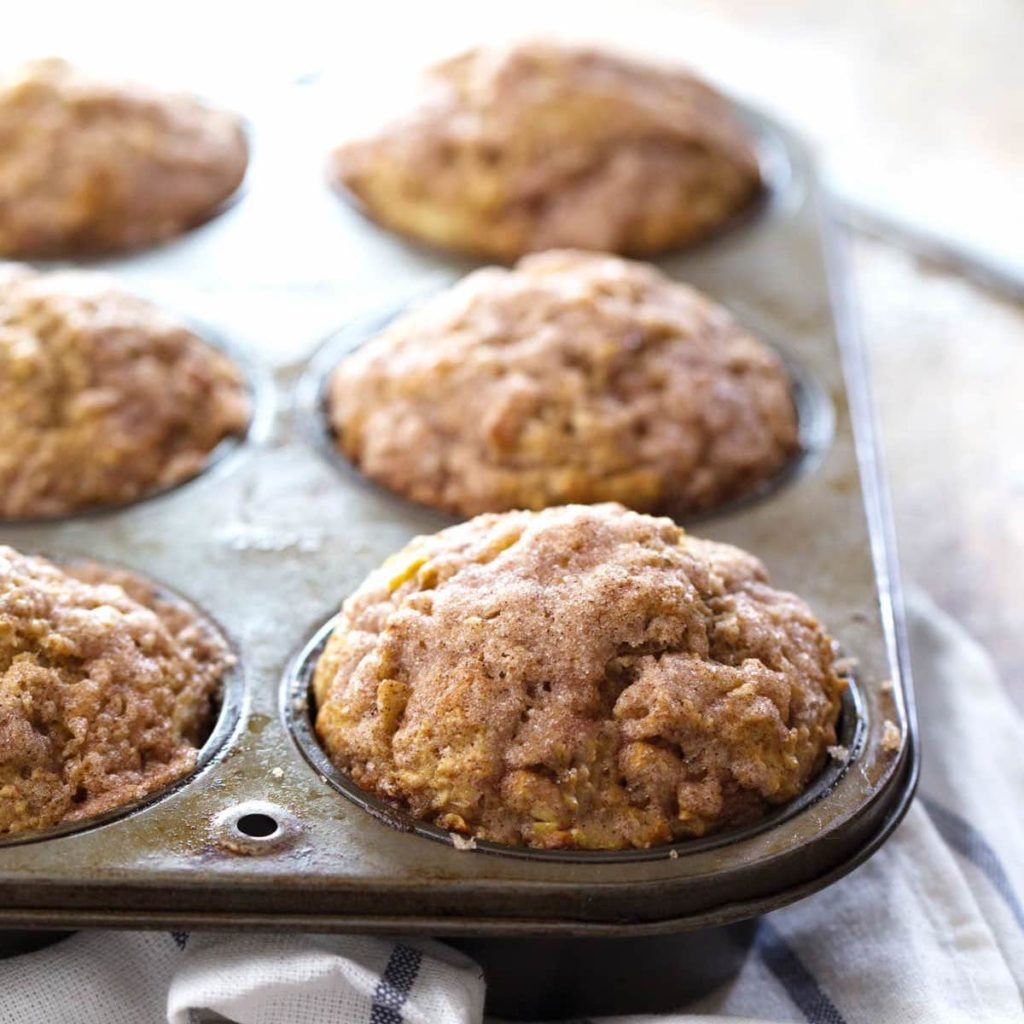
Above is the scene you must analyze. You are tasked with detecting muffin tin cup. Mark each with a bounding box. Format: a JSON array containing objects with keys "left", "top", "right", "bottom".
[
  {"left": 23, "top": 114, "right": 253, "bottom": 271},
  {"left": 297, "top": 301, "right": 836, "bottom": 528},
  {"left": 0, "top": 322, "right": 274, "bottom": 527},
  {"left": 0, "top": 101, "right": 917, "bottom": 936},
  {"left": 0, "top": 562, "right": 247, "bottom": 850},
  {"left": 23, "top": 185, "right": 250, "bottom": 270},
  {"left": 331, "top": 100, "right": 799, "bottom": 270},
  {"left": 285, "top": 614, "right": 865, "bottom": 864}
]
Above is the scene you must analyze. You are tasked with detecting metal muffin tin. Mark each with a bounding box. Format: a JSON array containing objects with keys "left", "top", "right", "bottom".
[{"left": 0, "top": 99, "right": 917, "bottom": 935}]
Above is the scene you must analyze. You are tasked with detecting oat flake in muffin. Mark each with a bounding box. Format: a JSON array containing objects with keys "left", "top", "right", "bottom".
[
  {"left": 0, "top": 58, "right": 248, "bottom": 258},
  {"left": 314, "top": 503, "right": 844, "bottom": 850},
  {"left": 329, "top": 40, "right": 761, "bottom": 260},
  {"left": 0, "top": 547, "right": 231, "bottom": 836},
  {"left": 328, "top": 250, "right": 798, "bottom": 518},
  {"left": 0, "top": 265, "right": 250, "bottom": 519}
]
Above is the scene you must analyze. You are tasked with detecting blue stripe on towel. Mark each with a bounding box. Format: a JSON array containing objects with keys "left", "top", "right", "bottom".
[
  {"left": 755, "top": 919, "right": 847, "bottom": 1024},
  {"left": 370, "top": 944, "right": 423, "bottom": 1024},
  {"left": 923, "top": 796, "right": 1024, "bottom": 933}
]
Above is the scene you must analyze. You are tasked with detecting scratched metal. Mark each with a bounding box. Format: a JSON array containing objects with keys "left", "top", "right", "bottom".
[{"left": 0, "top": 93, "right": 917, "bottom": 935}]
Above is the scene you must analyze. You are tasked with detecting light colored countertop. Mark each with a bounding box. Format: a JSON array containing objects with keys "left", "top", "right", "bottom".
[{"left": 855, "top": 237, "right": 1024, "bottom": 706}]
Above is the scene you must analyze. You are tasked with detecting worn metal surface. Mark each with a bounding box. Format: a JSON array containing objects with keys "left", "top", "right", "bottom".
[{"left": 0, "top": 103, "right": 916, "bottom": 934}]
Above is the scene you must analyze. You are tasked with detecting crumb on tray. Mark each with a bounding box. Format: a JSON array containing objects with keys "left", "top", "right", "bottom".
[{"left": 881, "top": 719, "right": 901, "bottom": 752}]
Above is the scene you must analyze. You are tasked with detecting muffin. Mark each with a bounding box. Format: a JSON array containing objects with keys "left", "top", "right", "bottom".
[
  {"left": 0, "top": 58, "right": 248, "bottom": 258},
  {"left": 0, "top": 265, "right": 250, "bottom": 519},
  {"left": 314, "top": 503, "right": 844, "bottom": 850},
  {"left": 328, "top": 250, "right": 798, "bottom": 517},
  {"left": 0, "top": 547, "right": 231, "bottom": 836},
  {"left": 329, "top": 41, "right": 761, "bottom": 260}
]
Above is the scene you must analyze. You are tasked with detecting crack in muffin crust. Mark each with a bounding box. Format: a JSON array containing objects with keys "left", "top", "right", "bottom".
[
  {"left": 0, "top": 547, "right": 232, "bottom": 836},
  {"left": 329, "top": 41, "right": 762, "bottom": 260},
  {"left": 313, "top": 504, "right": 844, "bottom": 850},
  {"left": 0, "top": 59, "right": 248, "bottom": 258},
  {"left": 0, "top": 265, "right": 251, "bottom": 519},
  {"left": 328, "top": 250, "right": 799, "bottom": 517}
]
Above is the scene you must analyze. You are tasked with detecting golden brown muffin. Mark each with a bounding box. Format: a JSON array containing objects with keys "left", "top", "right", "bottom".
[
  {"left": 329, "top": 41, "right": 761, "bottom": 260},
  {"left": 0, "top": 59, "right": 248, "bottom": 258},
  {"left": 314, "top": 504, "right": 844, "bottom": 850},
  {"left": 0, "top": 265, "right": 250, "bottom": 519},
  {"left": 328, "top": 250, "right": 798, "bottom": 517},
  {"left": 0, "top": 547, "right": 231, "bottom": 836}
]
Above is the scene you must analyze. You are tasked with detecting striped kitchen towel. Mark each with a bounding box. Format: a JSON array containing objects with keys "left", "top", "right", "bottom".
[{"left": 0, "top": 590, "right": 1021, "bottom": 1024}]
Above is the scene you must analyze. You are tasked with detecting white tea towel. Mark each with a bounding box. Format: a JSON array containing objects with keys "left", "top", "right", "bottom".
[{"left": 1, "top": 589, "right": 1021, "bottom": 1024}]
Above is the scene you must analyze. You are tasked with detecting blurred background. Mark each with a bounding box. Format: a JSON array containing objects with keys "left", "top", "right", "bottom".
[{"left": 5, "top": 0, "right": 1021, "bottom": 700}]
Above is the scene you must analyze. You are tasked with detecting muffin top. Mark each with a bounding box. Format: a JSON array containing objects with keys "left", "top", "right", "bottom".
[
  {"left": 0, "top": 265, "right": 250, "bottom": 519},
  {"left": 329, "top": 250, "right": 798, "bottom": 517},
  {"left": 0, "top": 59, "right": 248, "bottom": 257},
  {"left": 0, "top": 547, "right": 231, "bottom": 836},
  {"left": 314, "top": 504, "right": 844, "bottom": 850},
  {"left": 330, "top": 41, "right": 761, "bottom": 260}
]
